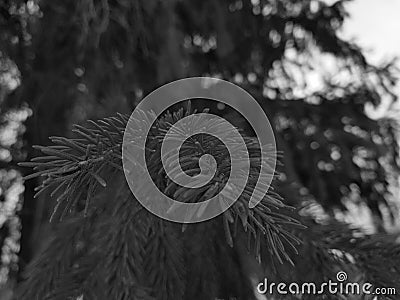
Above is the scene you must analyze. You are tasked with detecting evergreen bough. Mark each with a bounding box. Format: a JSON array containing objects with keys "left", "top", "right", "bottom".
[
  {"left": 17, "top": 106, "right": 303, "bottom": 300},
  {"left": 17, "top": 106, "right": 400, "bottom": 299}
]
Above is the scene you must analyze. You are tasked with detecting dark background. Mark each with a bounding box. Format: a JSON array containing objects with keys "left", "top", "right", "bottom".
[{"left": 0, "top": 0, "right": 399, "bottom": 298}]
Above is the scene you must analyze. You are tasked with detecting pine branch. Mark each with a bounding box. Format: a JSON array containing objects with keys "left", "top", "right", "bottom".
[
  {"left": 143, "top": 107, "right": 305, "bottom": 264},
  {"left": 22, "top": 107, "right": 303, "bottom": 265},
  {"left": 16, "top": 216, "right": 94, "bottom": 300},
  {"left": 144, "top": 220, "right": 186, "bottom": 300},
  {"left": 19, "top": 114, "right": 127, "bottom": 222},
  {"left": 19, "top": 107, "right": 307, "bottom": 299},
  {"left": 261, "top": 220, "right": 400, "bottom": 299},
  {"left": 182, "top": 221, "right": 220, "bottom": 300},
  {"left": 97, "top": 175, "right": 155, "bottom": 300}
]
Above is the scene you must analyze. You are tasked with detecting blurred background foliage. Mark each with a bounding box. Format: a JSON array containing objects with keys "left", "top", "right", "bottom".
[{"left": 0, "top": 0, "right": 399, "bottom": 299}]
